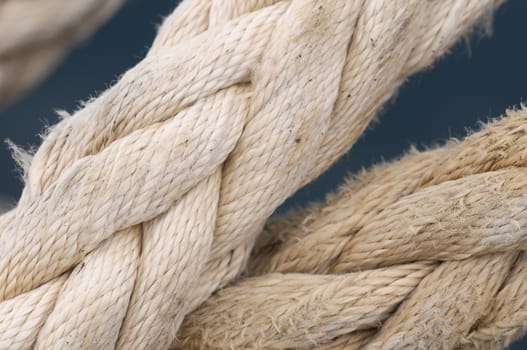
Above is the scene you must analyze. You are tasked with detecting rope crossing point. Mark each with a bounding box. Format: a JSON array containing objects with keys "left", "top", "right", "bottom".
[{"left": 1, "top": 0, "right": 525, "bottom": 349}]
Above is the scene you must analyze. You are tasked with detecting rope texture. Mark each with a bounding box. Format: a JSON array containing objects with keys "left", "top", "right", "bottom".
[
  {"left": 2, "top": 0, "right": 523, "bottom": 349},
  {"left": 0, "top": 0, "right": 125, "bottom": 106}
]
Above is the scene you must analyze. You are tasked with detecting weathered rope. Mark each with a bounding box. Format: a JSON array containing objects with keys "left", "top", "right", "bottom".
[
  {"left": 0, "top": 0, "right": 125, "bottom": 106},
  {"left": 0, "top": 0, "right": 517, "bottom": 349},
  {"left": 202, "top": 107, "right": 527, "bottom": 349}
]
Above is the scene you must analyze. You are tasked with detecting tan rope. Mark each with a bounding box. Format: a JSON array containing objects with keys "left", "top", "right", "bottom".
[
  {"left": 0, "top": 0, "right": 125, "bottom": 106},
  {"left": 251, "top": 110, "right": 527, "bottom": 275},
  {"left": 0, "top": 0, "right": 518, "bottom": 349},
  {"left": 184, "top": 107, "right": 527, "bottom": 349}
]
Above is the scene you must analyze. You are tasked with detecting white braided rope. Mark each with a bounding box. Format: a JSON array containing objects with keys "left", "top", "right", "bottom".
[{"left": 0, "top": 0, "right": 503, "bottom": 349}]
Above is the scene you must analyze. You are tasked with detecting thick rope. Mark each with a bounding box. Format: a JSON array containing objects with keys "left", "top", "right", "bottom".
[
  {"left": 0, "top": 0, "right": 516, "bottom": 349},
  {"left": 0, "top": 0, "right": 125, "bottom": 106},
  {"left": 183, "top": 107, "right": 527, "bottom": 349}
]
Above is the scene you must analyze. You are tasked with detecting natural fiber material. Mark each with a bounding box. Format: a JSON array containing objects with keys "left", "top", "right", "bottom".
[
  {"left": 1, "top": 0, "right": 523, "bottom": 349},
  {"left": 0, "top": 0, "right": 124, "bottom": 106},
  {"left": 179, "top": 107, "right": 527, "bottom": 349}
]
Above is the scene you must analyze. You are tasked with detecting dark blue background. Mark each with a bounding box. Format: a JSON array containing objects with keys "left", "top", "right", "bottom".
[{"left": 1, "top": 1, "right": 526, "bottom": 347}]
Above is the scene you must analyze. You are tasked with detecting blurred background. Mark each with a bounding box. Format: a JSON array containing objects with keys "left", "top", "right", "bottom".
[{"left": 1, "top": 0, "right": 526, "bottom": 347}]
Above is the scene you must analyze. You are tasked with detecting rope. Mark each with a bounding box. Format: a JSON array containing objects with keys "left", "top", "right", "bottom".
[
  {"left": 0, "top": 0, "right": 518, "bottom": 349},
  {"left": 0, "top": 0, "right": 124, "bottom": 106},
  {"left": 241, "top": 107, "right": 527, "bottom": 349}
]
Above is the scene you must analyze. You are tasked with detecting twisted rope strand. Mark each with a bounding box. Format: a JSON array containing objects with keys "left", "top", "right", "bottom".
[
  {"left": 461, "top": 252, "right": 527, "bottom": 349},
  {"left": 365, "top": 253, "right": 519, "bottom": 349},
  {"left": 177, "top": 263, "right": 435, "bottom": 349},
  {"left": 35, "top": 228, "right": 141, "bottom": 349}
]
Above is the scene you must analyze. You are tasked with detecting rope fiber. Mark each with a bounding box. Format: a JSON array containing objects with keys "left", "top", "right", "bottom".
[{"left": 2, "top": 0, "right": 526, "bottom": 349}]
